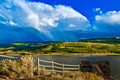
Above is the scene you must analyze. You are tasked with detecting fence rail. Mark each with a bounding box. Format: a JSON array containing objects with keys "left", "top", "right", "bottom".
[{"left": 37, "top": 58, "right": 80, "bottom": 75}]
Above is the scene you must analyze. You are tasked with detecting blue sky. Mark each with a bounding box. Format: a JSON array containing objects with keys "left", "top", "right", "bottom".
[{"left": 0, "top": 0, "right": 120, "bottom": 43}]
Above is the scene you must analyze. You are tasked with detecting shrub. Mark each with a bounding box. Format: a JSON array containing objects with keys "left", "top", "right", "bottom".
[
  {"left": 18, "top": 55, "right": 34, "bottom": 77},
  {"left": 0, "top": 55, "right": 34, "bottom": 79}
]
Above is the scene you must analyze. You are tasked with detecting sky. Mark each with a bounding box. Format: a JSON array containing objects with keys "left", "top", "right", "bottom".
[
  {"left": 30, "top": 0, "right": 120, "bottom": 23},
  {"left": 0, "top": 0, "right": 120, "bottom": 43}
]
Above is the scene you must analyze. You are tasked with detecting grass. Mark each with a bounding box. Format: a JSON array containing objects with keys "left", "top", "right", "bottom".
[
  {"left": 0, "top": 37, "right": 120, "bottom": 56},
  {"left": 80, "top": 37, "right": 120, "bottom": 44},
  {"left": 39, "top": 72, "right": 104, "bottom": 80}
]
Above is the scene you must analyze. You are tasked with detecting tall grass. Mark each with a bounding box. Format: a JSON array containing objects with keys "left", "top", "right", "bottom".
[
  {"left": 0, "top": 55, "right": 33, "bottom": 79},
  {"left": 39, "top": 72, "right": 104, "bottom": 80}
]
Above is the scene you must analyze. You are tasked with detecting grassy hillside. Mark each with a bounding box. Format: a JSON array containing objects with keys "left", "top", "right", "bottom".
[
  {"left": 0, "top": 38, "right": 120, "bottom": 55},
  {"left": 80, "top": 37, "right": 120, "bottom": 44},
  {"left": 40, "top": 42, "right": 120, "bottom": 53}
]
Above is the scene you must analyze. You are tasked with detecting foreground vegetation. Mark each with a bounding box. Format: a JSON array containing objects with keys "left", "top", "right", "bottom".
[
  {"left": 0, "top": 38, "right": 120, "bottom": 56},
  {"left": 0, "top": 55, "right": 104, "bottom": 80},
  {"left": 0, "top": 55, "right": 34, "bottom": 79},
  {"left": 39, "top": 72, "right": 104, "bottom": 80}
]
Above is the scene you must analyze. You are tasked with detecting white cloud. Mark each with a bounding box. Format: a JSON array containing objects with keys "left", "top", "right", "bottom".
[
  {"left": 94, "top": 11, "right": 120, "bottom": 32},
  {"left": 96, "top": 11, "right": 120, "bottom": 25},
  {"left": 99, "top": 11, "right": 103, "bottom": 14},
  {"left": 0, "top": 20, "right": 17, "bottom": 26},
  {"left": 95, "top": 8, "right": 101, "bottom": 12},
  {"left": 93, "top": 8, "right": 102, "bottom": 14},
  {"left": 9, "top": 20, "right": 17, "bottom": 26},
  {"left": 0, "top": 0, "right": 90, "bottom": 40},
  {"left": 69, "top": 24, "right": 76, "bottom": 28},
  {"left": 55, "top": 5, "right": 88, "bottom": 20}
]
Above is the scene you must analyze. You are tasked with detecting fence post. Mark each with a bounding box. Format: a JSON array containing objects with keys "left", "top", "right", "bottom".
[
  {"left": 30, "top": 56, "right": 33, "bottom": 77},
  {"left": 52, "top": 60, "right": 54, "bottom": 73},
  {"left": 78, "top": 64, "right": 80, "bottom": 71},
  {"left": 63, "top": 64, "right": 64, "bottom": 76},
  {"left": 38, "top": 58, "right": 40, "bottom": 76}
]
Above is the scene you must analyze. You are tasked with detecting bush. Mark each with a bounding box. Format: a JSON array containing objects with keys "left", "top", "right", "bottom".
[
  {"left": 18, "top": 55, "right": 34, "bottom": 77},
  {"left": 0, "top": 55, "right": 34, "bottom": 79}
]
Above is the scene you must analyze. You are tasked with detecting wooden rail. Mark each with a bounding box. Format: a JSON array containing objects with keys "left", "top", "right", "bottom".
[
  {"left": 0, "top": 55, "right": 17, "bottom": 58},
  {"left": 37, "top": 58, "right": 79, "bottom": 75}
]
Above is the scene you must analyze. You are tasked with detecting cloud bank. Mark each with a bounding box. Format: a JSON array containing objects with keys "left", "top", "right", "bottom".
[
  {"left": 96, "top": 11, "right": 120, "bottom": 25},
  {"left": 0, "top": 0, "right": 90, "bottom": 42},
  {"left": 94, "top": 11, "right": 120, "bottom": 32}
]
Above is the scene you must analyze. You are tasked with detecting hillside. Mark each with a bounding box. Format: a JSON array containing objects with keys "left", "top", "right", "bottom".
[
  {"left": 0, "top": 38, "right": 120, "bottom": 55},
  {"left": 80, "top": 37, "right": 120, "bottom": 44}
]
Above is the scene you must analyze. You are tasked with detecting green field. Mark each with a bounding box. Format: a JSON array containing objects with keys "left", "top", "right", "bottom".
[{"left": 0, "top": 37, "right": 120, "bottom": 55}]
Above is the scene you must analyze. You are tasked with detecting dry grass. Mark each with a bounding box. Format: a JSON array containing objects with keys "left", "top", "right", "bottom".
[
  {"left": 38, "top": 72, "right": 104, "bottom": 80},
  {"left": 0, "top": 55, "right": 34, "bottom": 79}
]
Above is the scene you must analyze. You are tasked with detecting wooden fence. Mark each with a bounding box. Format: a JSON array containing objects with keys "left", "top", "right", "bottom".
[{"left": 37, "top": 58, "right": 80, "bottom": 75}]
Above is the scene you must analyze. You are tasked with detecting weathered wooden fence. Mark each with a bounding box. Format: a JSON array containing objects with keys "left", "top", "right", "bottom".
[{"left": 37, "top": 58, "right": 80, "bottom": 75}]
